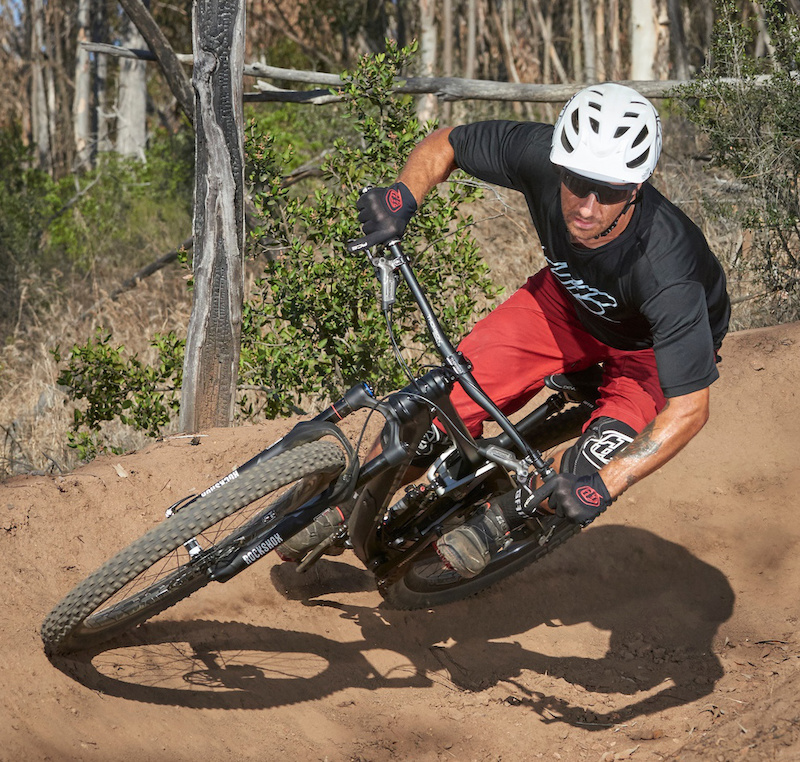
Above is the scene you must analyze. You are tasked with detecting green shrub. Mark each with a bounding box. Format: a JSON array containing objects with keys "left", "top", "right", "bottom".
[
  {"left": 0, "top": 127, "right": 64, "bottom": 334},
  {"left": 242, "top": 40, "right": 497, "bottom": 416},
  {"left": 55, "top": 330, "right": 183, "bottom": 457},
  {"left": 46, "top": 132, "right": 194, "bottom": 273}
]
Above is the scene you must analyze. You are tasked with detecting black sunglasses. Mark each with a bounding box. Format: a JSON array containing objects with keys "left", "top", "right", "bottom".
[{"left": 561, "top": 170, "right": 637, "bottom": 205}]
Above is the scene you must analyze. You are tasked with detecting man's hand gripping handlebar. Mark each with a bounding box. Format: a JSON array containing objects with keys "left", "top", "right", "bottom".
[{"left": 347, "top": 183, "right": 417, "bottom": 253}]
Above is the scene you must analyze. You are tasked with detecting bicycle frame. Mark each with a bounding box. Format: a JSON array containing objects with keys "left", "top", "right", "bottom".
[{"left": 208, "top": 241, "right": 568, "bottom": 586}]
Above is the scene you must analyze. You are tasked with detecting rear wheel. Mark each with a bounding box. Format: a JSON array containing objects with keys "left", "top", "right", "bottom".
[
  {"left": 41, "top": 440, "right": 346, "bottom": 655},
  {"left": 381, "top": 514, "right": 580, "bottom": 609}
]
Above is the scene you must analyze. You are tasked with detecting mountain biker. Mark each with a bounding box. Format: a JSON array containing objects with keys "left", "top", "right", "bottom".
[{"left": 280, "top": 82, "right": 731, "bottom": 577}]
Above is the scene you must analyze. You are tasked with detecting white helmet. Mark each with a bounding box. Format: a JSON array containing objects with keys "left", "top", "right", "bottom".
[{"left": 550, "top": 82, "right": 662, "bottom": 184}]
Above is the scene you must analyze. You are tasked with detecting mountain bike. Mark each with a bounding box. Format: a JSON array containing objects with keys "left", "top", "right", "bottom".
[{"left": 41, "top": 240, "right": 601, "bottom": 657}]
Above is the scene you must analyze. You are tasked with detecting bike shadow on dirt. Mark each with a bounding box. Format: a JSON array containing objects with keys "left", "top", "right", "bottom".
[{"left": 50, "top": 524, "right": 734, "bottom": 727}]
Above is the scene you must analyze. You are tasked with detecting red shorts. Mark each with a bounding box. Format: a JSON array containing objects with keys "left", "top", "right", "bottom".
[{"left": 447, "top": 268, "right": 666, "bottom": 437}]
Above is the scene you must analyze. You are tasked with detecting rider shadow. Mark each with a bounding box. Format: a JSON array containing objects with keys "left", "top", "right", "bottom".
[
  {"left": 343, "top": 523, "right": 735, "bottom": 726},
  {"left": 51, "top": 525, "right": 733, "bottom": 726},
  {"left": 278, "top": 523, "right": 734, "bottom": 725}
]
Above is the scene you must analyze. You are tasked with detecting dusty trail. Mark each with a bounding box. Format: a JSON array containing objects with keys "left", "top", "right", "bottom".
[{"left": 2, "top": 321, "right": 799, "bottom": 762}]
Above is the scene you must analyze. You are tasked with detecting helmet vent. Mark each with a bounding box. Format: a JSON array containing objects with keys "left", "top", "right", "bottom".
[
  {"left": 589, "top": 117, "right": 600, "bottom": 133},
  {"left": 614, "top": 126, "right": 630, "bottom": 138},
  {"left": 631, "top": 126, "right": 649, "bottom": 148},
  {"left": 627, "top": 149, "right": 650, "bottom": 169}
]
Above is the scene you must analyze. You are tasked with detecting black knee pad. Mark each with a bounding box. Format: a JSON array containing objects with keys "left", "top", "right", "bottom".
[{"left": 560, "top": 416, "right": 637, "bottom": 476}]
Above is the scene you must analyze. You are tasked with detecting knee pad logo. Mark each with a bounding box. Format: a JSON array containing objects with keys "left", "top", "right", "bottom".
[{"left": 585, "top": 430, "right": 634, "bottom": 467}]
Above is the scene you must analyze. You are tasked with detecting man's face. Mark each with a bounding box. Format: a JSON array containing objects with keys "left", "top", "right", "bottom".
[{"left": 560, "top": 170, "right": 639, "bottom": 247}]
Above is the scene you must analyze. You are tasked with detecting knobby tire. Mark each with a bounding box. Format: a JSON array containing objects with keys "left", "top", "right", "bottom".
[
  {"left": 41, "top": 440, "right": 345, "bottom": 656},
  {"left": 382, "top": 516, "right": 580, "bottom": 609}
]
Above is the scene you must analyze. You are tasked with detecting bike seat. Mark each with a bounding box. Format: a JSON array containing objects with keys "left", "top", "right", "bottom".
[{"left": 544, "top": 364, "right": 604, "bottom": 402}]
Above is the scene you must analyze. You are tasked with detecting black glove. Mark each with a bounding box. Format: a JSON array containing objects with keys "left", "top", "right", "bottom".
[
  {"left": 549, "top": 472, "right": 613, "bottom": 527},
  {"left": 348, "top": 183, "right": 417, "bottom": 252}
]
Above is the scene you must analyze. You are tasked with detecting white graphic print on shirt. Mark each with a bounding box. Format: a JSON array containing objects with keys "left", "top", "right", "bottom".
[{"left": 544, "top": 252, "right": 618, "bottom": 317}]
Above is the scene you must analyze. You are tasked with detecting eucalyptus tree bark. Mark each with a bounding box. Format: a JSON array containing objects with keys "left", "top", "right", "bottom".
[
  {"left": 93, "top": 0, "right": 111, "bottom": 153},
  {"left": 179, "top": 0, "right": 246, "bottom": 432},
  {"left": 416, "top": 0, "right": 437, "bottom": 123},
  {"left": 609, "top": 0, "right": 622, "bottom": 79},
  {"left": 578, "top": 0, "right": 596, "bottom": 82},
  {"left": 117, "top": 0, "right": 194, "bottom": 124},
  {"left": 630, "top": 0, "right": 658, "bottom": 79},
  {"left": 117, "top": 11, "right": 148, "bottom": 160},
  {"left": 571, "top": 0, "right": 583, "bottom": 82},
  {"left": 29, "top": 0, "right": 51, "bottom": 171},
  {"left": 465, "top": 0, "right": 477, "bottom": 79},
  {"left": 441, "top": 0, "right": 453, "bottom": 121},
  {"left": 594, "top": 0, "right": 606, "bottom": 81},
  {"left": 668, "top": 0, "right": 689, "bottom": 80},
  {"left": 655, "top": 0, "right": 671, "bottom": 79},
  {"left": 73, "top": 0, "right": 92, "bottom": 169}
]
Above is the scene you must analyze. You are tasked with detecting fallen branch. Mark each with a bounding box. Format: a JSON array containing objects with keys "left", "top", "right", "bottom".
[
  {"left": 82, "top": 43, "right": 690, "bottom": 102},
  {"left": 79, "top": 236, "right": 193, "bottom": 320}
]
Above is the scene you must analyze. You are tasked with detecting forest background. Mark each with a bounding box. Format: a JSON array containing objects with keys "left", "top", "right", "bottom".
[{"left": 1, "top": 0, "right": 799, "bottom": 478}]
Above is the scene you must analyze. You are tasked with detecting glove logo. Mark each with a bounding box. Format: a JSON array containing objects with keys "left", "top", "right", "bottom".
[
  {"left": 576, "top": 485, "right": 602, "bottom": 507},
  {"left": 385, "top": 188, "right": 403, "bottom": 213}
]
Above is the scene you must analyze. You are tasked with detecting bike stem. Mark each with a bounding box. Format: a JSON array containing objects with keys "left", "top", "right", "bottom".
[{"left": 383, "top": 241, "right": 554, "bottom": 481}]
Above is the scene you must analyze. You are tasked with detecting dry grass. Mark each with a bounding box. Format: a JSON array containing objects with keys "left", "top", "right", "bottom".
[{"left": 0, "top": 266, "right": 192, "bottom": 478}]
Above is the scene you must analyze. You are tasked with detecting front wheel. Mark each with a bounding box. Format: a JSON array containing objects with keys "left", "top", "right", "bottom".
[
  {"left": 41, "top": 440, "right": 346, "bottom": 656},
  {"left": 381, "top": 514, "right": 580, "bottom": 609}
]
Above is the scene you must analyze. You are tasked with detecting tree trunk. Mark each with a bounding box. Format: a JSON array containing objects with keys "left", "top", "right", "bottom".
[
  {"left": 578, "top": 0, "right": 596, "bottom": 82},
  {"left": 668, "top": 0, "right": 689, "bottom": 80},
  {"left": 92, "top": 0, "right": 111, "bottom": 153},
  {"left": 117, "top": 0, "right": 194, "bottom": 124},
  {"left": 117, "top": 9, "right": 148, "bottom": 160},
  {"left": 571, "top": 0, "right": 583, "bottom": 82},
  {"left": 180, "top": 0, "right": 246, "bottom": 433},
  {"left": 441, "top": 0, "right": 453, "bottom": 121},
  {"left": 655, "top": 0, "right": 670, "bottom": 79},
  {"left": 29, "top": 0, "right": 51, "bottom": 172},
  {"left": 73, "top": 0, "right": 92, "bottom": 169},
  {"left": 416, "top": 0, "right": 437, "bottom": 123},
  {"left": 465, "top": 0, "right": 476, "bottom": 79},
  {"left": 630, "top": 0, "right": 658, "bottom": 79},
  {"left": 594, "top": 0, "right": 606, "bottom": 81},
  {"left": 609, "top": 0, "right": 621, "bottom": 79}
]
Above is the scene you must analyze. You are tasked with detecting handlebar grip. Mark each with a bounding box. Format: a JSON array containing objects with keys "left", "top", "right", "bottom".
[{"left": 346, "top": 238, "right": 370, "bottom": 254}]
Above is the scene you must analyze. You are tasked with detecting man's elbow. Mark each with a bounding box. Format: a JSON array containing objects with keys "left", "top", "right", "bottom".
[{"left": 676, "top": 388, "right": 711, "bottom": 436}]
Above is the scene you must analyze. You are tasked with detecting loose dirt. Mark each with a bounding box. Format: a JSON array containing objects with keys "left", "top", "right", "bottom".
[{"left": 2, "top": 321, "right": 800, "bottom": 762}]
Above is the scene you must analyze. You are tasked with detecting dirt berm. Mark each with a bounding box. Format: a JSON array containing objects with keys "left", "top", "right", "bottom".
[{"left": 2, "top": 321, "right": 799, "bottom": 762}]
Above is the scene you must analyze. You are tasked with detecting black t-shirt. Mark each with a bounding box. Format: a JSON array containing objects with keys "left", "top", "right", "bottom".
[{"left": 449, "top": 120, "right": 731, "bottom": 398}]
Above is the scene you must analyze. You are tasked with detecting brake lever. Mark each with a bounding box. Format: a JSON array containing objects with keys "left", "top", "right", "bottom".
[
  {"left": 373, "top": 256, "right": 399, "bottom": 311},
  {"left": 520, "top": 476, "right": 558, "bottom": 517}
]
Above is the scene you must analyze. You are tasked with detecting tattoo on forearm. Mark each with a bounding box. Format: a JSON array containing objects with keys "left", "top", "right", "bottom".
[{"left": 620, "top": 420, "right": 662, "bottom": 460}]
